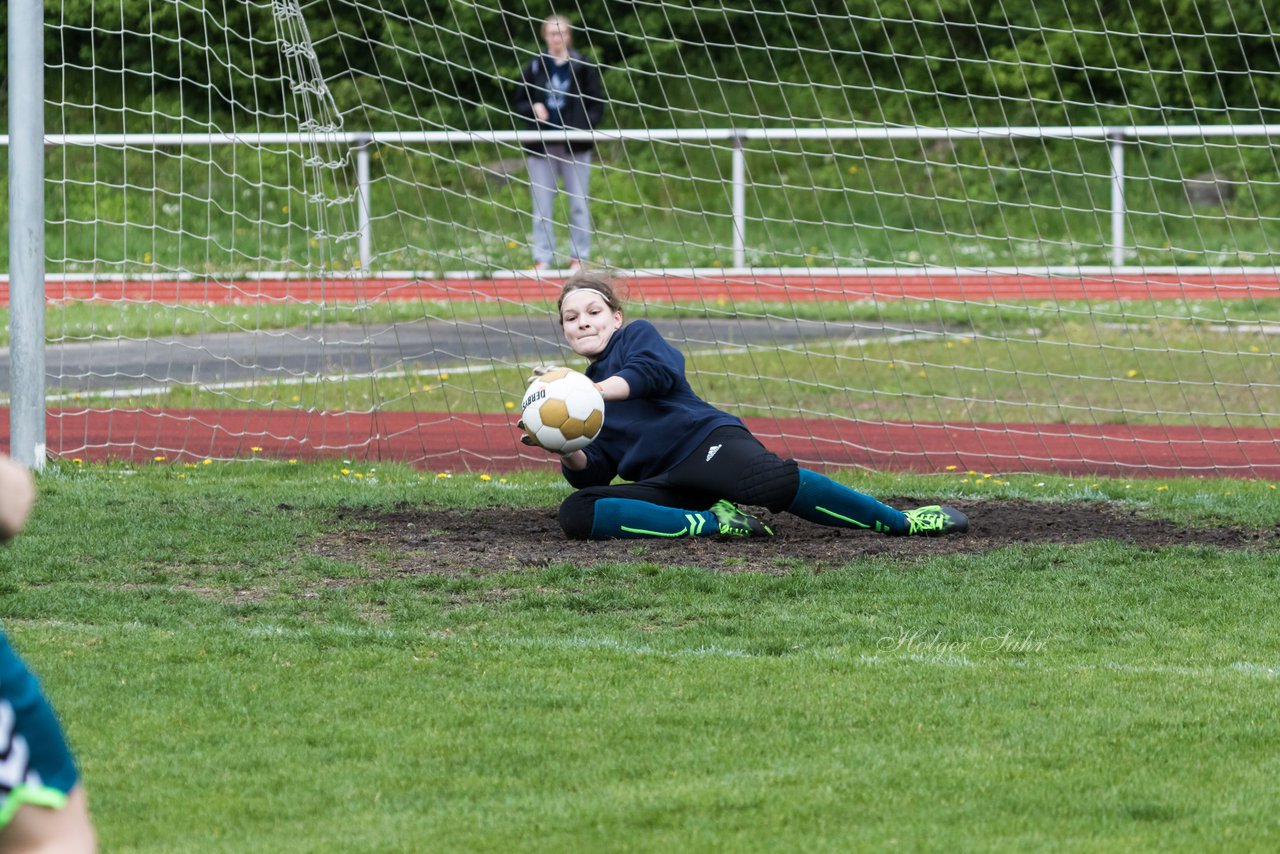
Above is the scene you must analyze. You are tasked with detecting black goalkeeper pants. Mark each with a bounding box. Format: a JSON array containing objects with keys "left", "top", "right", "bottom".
[{"left": 558, "top": 426, "right": 800, "bottom": 540}]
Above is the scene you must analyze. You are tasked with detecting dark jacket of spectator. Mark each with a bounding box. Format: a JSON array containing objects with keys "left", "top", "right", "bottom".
[{"left": 513, "top": 50, "right": 604, "bottom": 155}]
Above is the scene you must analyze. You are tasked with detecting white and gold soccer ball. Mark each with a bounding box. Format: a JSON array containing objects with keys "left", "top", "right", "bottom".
[{"left": 520, "top": 368, "right": 605, "bottom": 454}]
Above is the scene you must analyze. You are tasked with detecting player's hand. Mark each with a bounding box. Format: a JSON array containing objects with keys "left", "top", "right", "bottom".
[
  {"left": 516, "top": 420, "right": 578, "bottom": 459},
  {"left": 516, "top": 420, "right": 539, "bottom": 448},
  {"left": 0, "top": 456, "right": 37, "bottom": 542},
  {"left": 533, "top": 103, "right": 550, "bottom": 122},
  {"left": 525, "top": 364, "right": 565, "bottom": 385}
]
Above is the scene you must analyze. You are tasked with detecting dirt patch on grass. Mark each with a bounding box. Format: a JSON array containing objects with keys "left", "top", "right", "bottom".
[{"left": 308, "top": 499, "right": 1280, "bottom": 576}]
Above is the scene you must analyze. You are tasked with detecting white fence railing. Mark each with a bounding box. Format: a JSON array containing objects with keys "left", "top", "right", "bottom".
[{"left": 6, "top": 124, "right": 1280, "bottom": 270}]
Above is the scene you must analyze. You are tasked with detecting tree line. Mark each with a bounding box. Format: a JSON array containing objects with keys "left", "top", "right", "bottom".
[{"left": 2, "top": 0, "right": 1277, "bottom": 132}]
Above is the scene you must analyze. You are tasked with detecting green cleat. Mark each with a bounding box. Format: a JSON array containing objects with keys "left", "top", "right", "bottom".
[
  {"left": 901, "top": 505, "right": 968, "bottom": 537},
  {"left": 710, "top": 500, "right": 775, "bottom": 538}
]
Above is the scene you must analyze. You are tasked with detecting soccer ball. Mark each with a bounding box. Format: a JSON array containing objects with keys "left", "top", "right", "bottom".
[{"left": 520, "top": 368, "right": 605, "bottom": 454}]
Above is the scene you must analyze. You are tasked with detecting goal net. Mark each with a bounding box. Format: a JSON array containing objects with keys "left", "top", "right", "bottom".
[{"left": 9, "top": 0, "right": 1280, "bottom": 476}]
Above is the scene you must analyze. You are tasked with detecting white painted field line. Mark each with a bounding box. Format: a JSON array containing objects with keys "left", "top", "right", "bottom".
[{"left": 17, "top": 619, "right": 1278, "bottom": 679}]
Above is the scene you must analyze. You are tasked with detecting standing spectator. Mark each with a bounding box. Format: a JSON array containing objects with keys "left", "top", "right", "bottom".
[{"left": 513, "top": 14, "right": 604, "bottom": 270}]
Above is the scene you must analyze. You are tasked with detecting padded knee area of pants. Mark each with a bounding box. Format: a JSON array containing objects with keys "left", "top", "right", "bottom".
[
  {"left": 558, "top": 490, "right": 599, "bottom": 540},
  {"left": 736, "top": 455, "right": 800, "bottom": 512}
]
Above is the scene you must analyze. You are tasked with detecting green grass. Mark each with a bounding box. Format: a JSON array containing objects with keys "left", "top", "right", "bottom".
[
  {"left": 5, "top": 463, "right": 1280, "bottom": 850},
  {"left": 6, "top": 133, "right": 1280, "bottom": 275}
]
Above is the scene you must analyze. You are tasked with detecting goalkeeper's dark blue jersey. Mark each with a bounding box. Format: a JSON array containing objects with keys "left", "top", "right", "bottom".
[{"left": 564, "top": 320, "right": 744, "bottom": 487}]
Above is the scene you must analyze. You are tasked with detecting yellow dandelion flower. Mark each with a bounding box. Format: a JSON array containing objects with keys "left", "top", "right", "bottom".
[
  {"left": 153, "top": 455, "right": 166, "bottom": 462},
  {"left": 202, "top": 458, "right": 212, "bottom": 465},
  {"left": 504, "top": 402, "right": 515, "bottom": 410},
  {"left": 945, "top": 465, "right": 957, "bottom": 471},
  {"left": 1126, "top": 370, "right": 1138, "bottom": 378},
  {"left": 250, "top": 446, "right": 263, "bottom": 453},
  {"left": 480, "top": 474, "right": 492, "bottom": 482}
]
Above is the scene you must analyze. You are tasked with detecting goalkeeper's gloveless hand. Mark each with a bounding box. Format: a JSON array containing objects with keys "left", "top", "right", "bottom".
[
  {"left": 516, "top": 420, "right": 549, "bottom": 451},
  {"left": 516, "top": 420, "right": 579, "bottom": 458},
  {"left": 525, "top": 364, "right": 565, "bottom": 385}
]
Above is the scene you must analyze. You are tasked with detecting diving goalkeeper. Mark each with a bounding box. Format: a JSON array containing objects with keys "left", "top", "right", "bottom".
[{"left": 521, "top": 272, "right": 969, "bottom": 541}]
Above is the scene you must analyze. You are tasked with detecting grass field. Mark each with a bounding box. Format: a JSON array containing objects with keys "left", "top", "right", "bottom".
[{"left": 6, "top": 462, "right": 1280, "bottom": 851}]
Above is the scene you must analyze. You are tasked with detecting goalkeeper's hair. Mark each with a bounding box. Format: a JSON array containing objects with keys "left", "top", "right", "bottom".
[{"left": 557, "top": 271, "right": 626, "bottom": 318}]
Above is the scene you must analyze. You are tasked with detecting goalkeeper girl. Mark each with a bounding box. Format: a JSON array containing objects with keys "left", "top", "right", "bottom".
[
  {"left": 523, "top": 273, "right": 968, "bottom": 540},
  {"left": 0, "top": 456, "right": 96, "bottom": 852}
]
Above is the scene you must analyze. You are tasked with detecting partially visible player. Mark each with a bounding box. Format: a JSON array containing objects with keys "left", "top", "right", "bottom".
[
  {"left": 523, "top": 272, "right": 969, "bottom": 541},
  {"left": 0, "top": 456, "right": 96, "bottom": 853}
]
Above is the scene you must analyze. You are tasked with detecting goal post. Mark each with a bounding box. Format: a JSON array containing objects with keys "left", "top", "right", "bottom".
[
  {"left": 5, "top": 1, "right": 1280, "bottom": 476},
  {"left": 7, "top": 0, "right": 46, "bottom": 469}
]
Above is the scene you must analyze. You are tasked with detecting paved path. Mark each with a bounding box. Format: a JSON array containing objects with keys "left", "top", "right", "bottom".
[{"left": 0, "top": 317, "right": 947, "bottom": 394}]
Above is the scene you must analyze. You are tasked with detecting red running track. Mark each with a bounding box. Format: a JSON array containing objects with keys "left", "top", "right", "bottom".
[
  {"left": 6, "top": 270, "right": 1280, "bottom": 304},
  {"left": 9, "top": 409, "right": 1280, "bottom": 479}
]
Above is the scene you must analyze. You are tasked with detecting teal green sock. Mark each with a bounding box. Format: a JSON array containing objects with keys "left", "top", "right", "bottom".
[
  {"left": 786, "top": 469, "right": 906, "bottom": 534},
  {"left": 590, "top": 497, "right": 715, "bottom": 539}
]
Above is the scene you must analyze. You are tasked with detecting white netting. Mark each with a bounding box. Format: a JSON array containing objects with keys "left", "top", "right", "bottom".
[{"left": 6, "top": 1, "right": 1279, "bottom": 473}]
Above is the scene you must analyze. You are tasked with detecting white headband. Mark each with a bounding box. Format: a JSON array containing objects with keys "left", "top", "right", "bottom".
[{"left": 562, "top": 287, "right": 613, "bottom": 307}]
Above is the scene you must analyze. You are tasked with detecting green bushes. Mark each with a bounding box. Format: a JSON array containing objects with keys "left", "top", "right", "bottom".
[{"left": 4, "top": 1, "right": 1276, "bottom": 133}]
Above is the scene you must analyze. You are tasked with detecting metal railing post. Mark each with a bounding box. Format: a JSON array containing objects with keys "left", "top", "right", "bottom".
[
  {"left": 731, "top": 134, "right": 746, "bottom": 269},
  {"left": 8, "top": 0, "right": 46, "bottom": 469},
  {"left": 355, "top": 135, "right": 372, "bottom": 271},
  {"left": 1109, "top": 130, "right": 1127, "bottom": 267}
]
